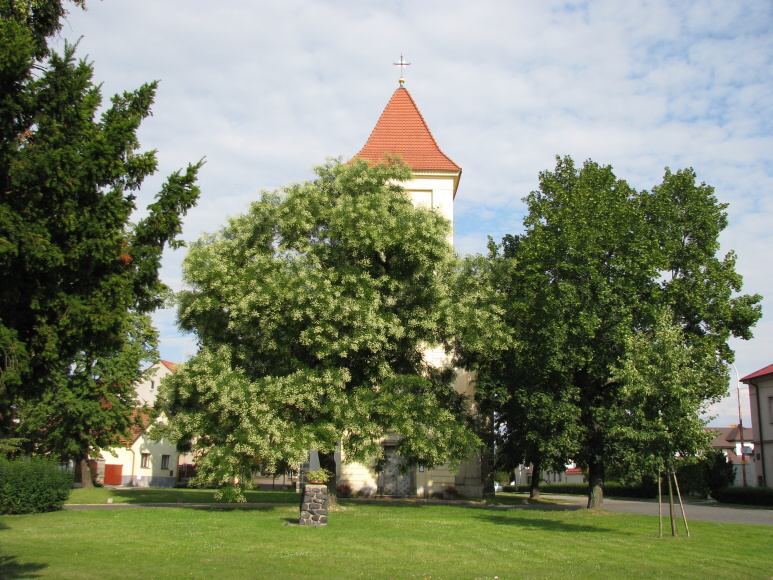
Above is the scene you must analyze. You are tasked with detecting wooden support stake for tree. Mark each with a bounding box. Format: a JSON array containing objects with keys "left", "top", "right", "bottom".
[
  {"left": 667, "top": 467, "right": 677, "bottom": 536},
  {"left": 657, "top": 471, "right": 663, "bottom": 538},
  {"left": 672, "top": 469, "right": 690, "bottom": 538}
]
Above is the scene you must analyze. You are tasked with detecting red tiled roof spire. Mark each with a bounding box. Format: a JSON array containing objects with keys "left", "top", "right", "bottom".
[{"left": 356, "top": 86, "right": 461, "bottom": 173}]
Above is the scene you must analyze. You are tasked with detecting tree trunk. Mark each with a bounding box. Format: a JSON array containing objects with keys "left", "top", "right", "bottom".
[
  {"left": 529, "top": 458, "right": 542, "bottom": 501},
  {"left": 667, "top": 468, "right": 677, "bottom": 536},
  {"left": 657, "top": 471, "right": 663, "bottom": 538},
  {"left": 78, "top": 456, "right": 94, "bottom": 488},
  {"left": 481, "top": 408, "right": 496, "bottom": 497},
  {"left": 586, "top": 459, "right": 604, "bottom": 508},
  {"left": 318, "top": 450, "right": 338, "bottom": 507}
]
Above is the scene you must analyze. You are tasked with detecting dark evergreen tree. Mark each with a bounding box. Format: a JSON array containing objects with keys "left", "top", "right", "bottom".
[{"left": 0, "top": 1, "right": 201, "bottom": 484}]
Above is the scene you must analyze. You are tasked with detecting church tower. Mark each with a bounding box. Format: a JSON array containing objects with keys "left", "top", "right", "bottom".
[
  {"left": 335, "top": 78, "right": 484, "bottom": 498},
  {"left": 355, "top": 84, "right": 461, "bottom": 241}
]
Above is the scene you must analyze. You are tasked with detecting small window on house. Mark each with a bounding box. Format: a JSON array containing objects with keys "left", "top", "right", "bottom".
[
  {"left": 150, "top": 379, "right": 155, "bottom": 391},
  {"left": 161, "top": 455, "right": 170, "bottom": 470},
  {"left": 141, "top": 453, "right": 151, "bottom": 469},
  {"left": 769, "top": 396, "right": 773, "bottom": 423}
]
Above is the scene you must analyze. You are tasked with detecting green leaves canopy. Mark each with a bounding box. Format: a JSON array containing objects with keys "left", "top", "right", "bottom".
[
  {"left": 458, "top": 156, "right": 761, "bottom": 506},
  {"left": 160, "top": 160, "right": 478, "bottom": 483}
]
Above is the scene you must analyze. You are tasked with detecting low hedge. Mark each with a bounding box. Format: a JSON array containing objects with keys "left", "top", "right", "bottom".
[
  {"left": 711, "top": 486, "right": 773, "bottom": 507},
  {"left": 506, "top": 482, "right": 657, "bottom": 499},
  {"left": 0, "top": 456, "right": 73, "bottom": 514}
]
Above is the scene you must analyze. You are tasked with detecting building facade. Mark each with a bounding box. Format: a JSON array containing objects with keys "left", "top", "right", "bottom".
[{"left": 741, "top": 364, "right": 773, "bottom": 487}]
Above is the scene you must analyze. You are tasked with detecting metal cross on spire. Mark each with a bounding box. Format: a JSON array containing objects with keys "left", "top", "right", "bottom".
[{"left": 393, "top": 53, "right": 411, "bottom": 86}]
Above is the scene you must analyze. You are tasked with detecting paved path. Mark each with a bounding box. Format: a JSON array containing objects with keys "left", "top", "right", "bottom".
[
  {"left": 543, "top": 494, "right": 773, "bottom": 526},
  {"left": 65, "top": 496, "right": 773, "bottom": 526}
]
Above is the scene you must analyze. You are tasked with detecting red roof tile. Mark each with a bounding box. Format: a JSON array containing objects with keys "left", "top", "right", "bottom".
[
  {"left": 740, "top": 363, "right": 773, "bottom": 382},
  {"left": 118, "top": 409, "right": 153, "bottom": 448},
  {"left": 356, "top": 87, "right": 461, "bottom": 173},
  {"left": 707, "top": 426, "right": 753, "bottom": 448},
  {"left": 160, "top": 360, "right": 179, "bottom": 373}
]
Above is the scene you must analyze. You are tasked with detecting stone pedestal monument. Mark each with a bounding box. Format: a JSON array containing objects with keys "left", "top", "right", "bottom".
[{"left": 299, "top": 484, "right": 328, "bottom": 526}]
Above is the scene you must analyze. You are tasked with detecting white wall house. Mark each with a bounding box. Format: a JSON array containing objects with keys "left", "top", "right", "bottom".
[
  {"left": 96, "top": 361, "right": 181, "bottom": 487},
  {"left": 708, "top": 426, "right": 756, "bottom": 487},
  {"left": 742, "top": 364, "right": 773, "bottom": 488}
]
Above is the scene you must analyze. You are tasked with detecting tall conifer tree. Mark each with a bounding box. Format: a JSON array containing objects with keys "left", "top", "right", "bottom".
[{"left": 0, "top": 1, "right": 201, "bottom": 483}]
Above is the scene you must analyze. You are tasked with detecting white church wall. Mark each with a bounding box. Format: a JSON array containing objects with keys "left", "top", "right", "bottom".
[{"left": 405, "top": 172, "right": 457, "bottom": 240}]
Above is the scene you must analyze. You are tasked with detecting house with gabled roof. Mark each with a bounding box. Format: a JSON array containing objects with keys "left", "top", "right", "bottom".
[
  {"left": 333, "top": 77, "right": 485, "bottom": 498},
  {"left": 707, "top": 425, "right": 755, "bottom": 486},
  {"left": 95, "top": 361, "right": 181, "bottom": 487},
  {"left": 741, "top": 363, "right": 773, "bottom": 487}
]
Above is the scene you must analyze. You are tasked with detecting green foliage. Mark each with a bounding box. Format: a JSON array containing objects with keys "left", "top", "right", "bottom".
[
  {"left": 16, "top": 314, "right": 158, "bottom": 460},
  {"left": 464, "top": 156, "right": 761, "bottom": 507},
  {"left": 674, "top": 452, "right": 735, "bottom": 498},
  {"left": 704, "top": 449, "right": 736, "bottom": 492},
  {"left": 0, "top": 437, "right": 26, "bottom": 457},
  {"left": 0, "top": 2, "right": 201, "bottom": 464},
  {"left": 0, "top": 456, "right": 72, "bottom": 514},
  {"left": 213, "top": 484, "right": 247, "bottom": 504},
  {"left": 305, "top": 468, "right": 331, "bottom": 484},
  {"left": 710, "top": 486, "right": 773, "bottom": 507},
  {"left": 159, "top": 160, "right": 478, "bottom": 484},
  {"left": 609, "top": 308, "right": 715, "bottom": 476}
]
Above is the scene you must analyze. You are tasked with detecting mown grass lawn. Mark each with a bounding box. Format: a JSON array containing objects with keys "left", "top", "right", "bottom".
[{"left": 2, "top": 499, "right": 771, "bottom": 579}]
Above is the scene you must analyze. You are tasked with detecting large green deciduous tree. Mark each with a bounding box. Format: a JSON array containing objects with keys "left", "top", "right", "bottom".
[
  {"left": 474, "top": 156, "right": 760, "bottom": 508},
  {"left": 158, "top": 160, "right": 478, "bottom": 499},
  {"left": 0, "top": 1, "right": 201, "bottom": 484},
  {"left": 453, "top": 236, "right": 581, "bottom": 500}
]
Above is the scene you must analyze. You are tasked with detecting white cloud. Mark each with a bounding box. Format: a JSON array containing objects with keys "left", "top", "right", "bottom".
[{"left": 54, "top": 1, "right": 773, "bottom": 423}]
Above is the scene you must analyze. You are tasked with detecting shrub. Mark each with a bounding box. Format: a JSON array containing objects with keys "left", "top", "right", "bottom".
[
  {"left": 711, "top": 486, "right": 773, "bottom": 507},
  {"left": 502, "top": 484, "right": 519, "bottom": 493},
  {"left": 534, "top": 482, "right": 657, "bottom": 499},
  {"left": 675, "top": 450, "right": 736, "bottom": 498},
  {"left": 214, "top": 484, "right": 246, "bottom": 503},
  {"left": 443, "top": 485, "right": 461, "bottom": 499},
  {"left": 335, "top": 483, "right": 352, "bottom": 498},
  {"left": 537, "top": 484, "right": 588, "bottom": 495},
  {"left": 0, "top": 456, "right": 73, "bottom": 514},
  {"left": 430, "top": 486, "right": 463, "bottom": 500},
  {"left": 675, "top": 460, "right": 710, "bottom": 497},
  {"left": 603, "top": 482, "right": 657, "bottom": 499},
  {"left": 705, "top": 450, "right": 736, "bottom": 492}
]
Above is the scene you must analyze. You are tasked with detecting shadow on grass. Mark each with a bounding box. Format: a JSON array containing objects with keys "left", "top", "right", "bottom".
[
  {"left": 107, "top": 488, "right": 297, "bottom": 505},
  {"left": 0, "top": 521, "right": 47, "bottom": 579},
  {"left": 477, "top": 513, "right": 620, "bottom": 534},
  {"left": 340, "top": 498, "right": 583, "bottom": 516},
  {"left": 146, "top": 504, "right": 284, "bottom": 512}
]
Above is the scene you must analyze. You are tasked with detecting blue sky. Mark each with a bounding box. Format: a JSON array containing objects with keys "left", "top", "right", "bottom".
[{"left": 55, "top": 0, "right": 772, "bottom": 427}]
